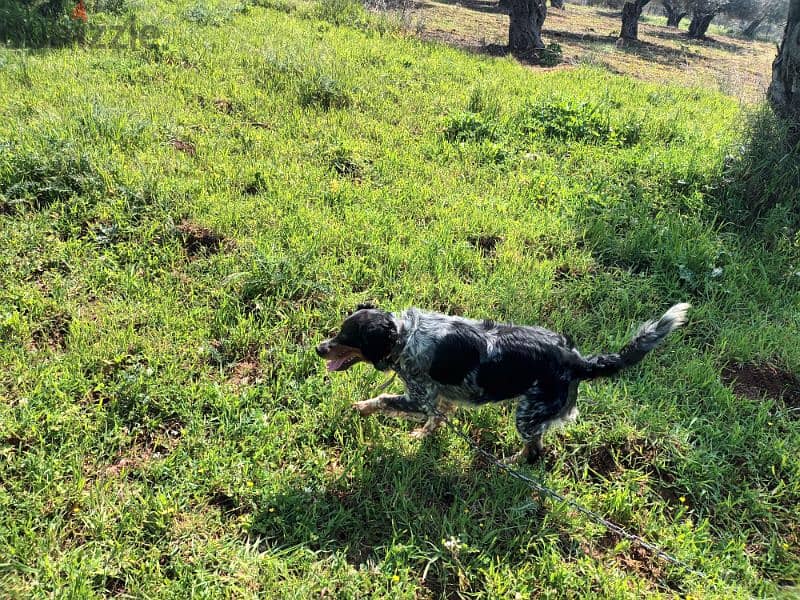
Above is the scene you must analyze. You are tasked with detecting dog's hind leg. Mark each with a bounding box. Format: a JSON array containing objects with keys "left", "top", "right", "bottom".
[{"left": 509, "top": 380, "right": 570, "bottom": 465}]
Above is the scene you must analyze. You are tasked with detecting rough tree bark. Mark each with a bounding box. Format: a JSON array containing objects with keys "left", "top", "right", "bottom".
[
  {"left": 687, "top": 10, "right": 715, "bottom": 37},
  {"left": 619, "top": 0, "right": 651, "bottom": 41},
  {"left": 662, "top": 0, "right": 687, "bottom": 27},
  {"left": 769, "top": 0, "right": 800, "bottom": 122},
  {"left": 508, "top": 0, "right": 547, "bottom": 52}
]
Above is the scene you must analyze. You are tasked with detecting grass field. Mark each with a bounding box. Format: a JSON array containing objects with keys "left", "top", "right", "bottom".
[{"left": 1, "top": 0, "right": 799, "bottom": 597}]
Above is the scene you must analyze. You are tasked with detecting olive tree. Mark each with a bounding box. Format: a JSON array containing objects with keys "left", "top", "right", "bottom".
[
  {"left": 769, "top": 0, "right": 800, "bottom": 121},
  {"left": 619, "top": 0, "right": 652, "bottom": 40},
  {"left": 662, "top": 0, "right": 690, "bottom": 26},
  {"left": 507, "top": 0, "right": 548, "bottom": 51}
]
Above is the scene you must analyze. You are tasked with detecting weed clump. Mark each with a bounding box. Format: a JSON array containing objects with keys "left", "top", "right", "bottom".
[
  {"left": 720, "top": 107, "right": 800, "bottom": 229},
  {"left": 298, "top": 72, "right": 351, "bottom": 109},
  {"left": 539, "top": 42, "right": 563, "bottom": 67},
  {"left": 325, "top": 144, "right": 367, "bottom": 179},
  {"left": 443, "top": 112, "right": 499, "bottom": 143},
  {"left": 315, "top": 0, "right": 369, "bottom": 27},
  {"left": 516, "top": 99, "right": 640, "bottom": 146},
  {"left": 240, "top": 254, "right": 330, "bottom": 311},
  {"left": 182, "top": 2, "right": 249, "bottom": 25},
  {"left": 0, "top": 141, "right": 102, "bottom": 213}
]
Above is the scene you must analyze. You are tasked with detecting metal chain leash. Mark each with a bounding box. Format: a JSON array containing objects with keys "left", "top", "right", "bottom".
[{"left": 430, "top": 406, "right": 709, "bottom": 580}]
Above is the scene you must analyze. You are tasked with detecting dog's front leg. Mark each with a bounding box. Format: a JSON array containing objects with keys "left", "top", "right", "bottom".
[
  {"left": 353, "top": 393, "right": 428, "bottom": 422},
  {"left": 409, "top": 398, "right": 455, "bottom": 439}
]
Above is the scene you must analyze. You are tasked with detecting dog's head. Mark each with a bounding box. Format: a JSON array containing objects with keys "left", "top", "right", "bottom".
[{"left": 316, "top": 303, "right": 398, "bottom": 372}]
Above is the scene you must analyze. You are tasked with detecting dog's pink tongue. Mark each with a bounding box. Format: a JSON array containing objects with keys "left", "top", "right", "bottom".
[{"left": 326, "top": 357, "right": 347, "bottom": 371}]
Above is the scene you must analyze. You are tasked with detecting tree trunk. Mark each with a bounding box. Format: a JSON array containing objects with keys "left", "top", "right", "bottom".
[
  {"left": 667, "top": 11, "right": 686, "bottom": 27},
  {"left": 550, "top": 0, "right": 564, "bottom": 9},
  {"left": 508, "top": 0, "right": 547, "bottom": 52},
  {"left": 619, "top": 0, "right": 650, "bottom": 41},
  {"left": 687, "top": 11, "right": 714, "bottom": 38},
  {"left": 769, "top": 0, "right": 800, "bottom": 122},
  {"left": 741, "top": 16, "right": 765, "bottom": 38},
  {"left": 662, "top": 1, "right": 685, "bottom": 27}
]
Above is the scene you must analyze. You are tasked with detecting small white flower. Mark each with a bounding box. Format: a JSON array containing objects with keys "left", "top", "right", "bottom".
[{"left": 443, "top": 535, "right": 461, "bottom": 553}]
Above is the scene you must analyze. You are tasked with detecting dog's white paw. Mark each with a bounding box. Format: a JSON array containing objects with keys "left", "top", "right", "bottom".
[
  {"left": 503, "top": 448, "right": 530, "bottom": 465},
  {"left": 409, "top": 427, "right": 432, "bottom": 439},
  {"left": 353, "top": 398, "right": 381, "bottom": 416}
]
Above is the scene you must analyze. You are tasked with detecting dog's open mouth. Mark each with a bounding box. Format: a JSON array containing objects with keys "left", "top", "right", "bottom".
[
  {"left": 326, "top": 354, "right": 362, "bottom": 371},
  {"left": 327, "top": 352, "right": 364, "bottom": 371}
]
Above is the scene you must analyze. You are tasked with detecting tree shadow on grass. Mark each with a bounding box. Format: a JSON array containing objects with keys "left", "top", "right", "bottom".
[
  {"left": 547, "top": 28, "right": 703, "bottom": 66},
  {"left": 419, "top": 0, "right": 506, "bottom": 15},
  {"left": 646, "top": 28, "right": 744, "bottom": 52}
]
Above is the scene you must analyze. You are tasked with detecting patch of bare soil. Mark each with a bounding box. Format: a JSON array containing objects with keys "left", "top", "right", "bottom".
[
  {"left": 722, "top": 362, "right": 800, "bottom": 409},
  {"left": 467, "top": 234, "right": 502, "bottom": 257},
  {"left": 229, "top": 358, "right": 263, "bottom": 387},
  {"left": 583, "top": 531, "right": 679, "bottom": 589},
  {"left": 169, "top": 137, "right": 196, "bottom": 156},
  {"left": 583, "top": 437, "right": 662, "bottom": 479},
  {"left": 575, "top": 437, "right": 688, "bottom": 509},
  {"left": 30, "top": 311, "right": 71, "bottom": 351},
  {"left": 209, "top": 491, "right": 248, "bottom": 517},
  {"left": 176, "top": 219, "right": 226, "bottom": 256},
  {"left": 103, "top": 420, "right": 182, "bottom": 477}
]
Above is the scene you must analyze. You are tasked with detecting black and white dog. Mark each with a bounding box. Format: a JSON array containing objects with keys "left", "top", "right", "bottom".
[{"left": 317, "top": 303, "right": 689, "bottom": 463}]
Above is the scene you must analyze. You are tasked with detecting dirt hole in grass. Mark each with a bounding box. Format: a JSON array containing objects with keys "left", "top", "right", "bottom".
[
  {"left": 176, "top": 219, "right": 225, "bottom": 256},
  {"left": 587, "top": 532, "right": 667, "bottom": 586},
  {"left": 209, "top": 491, "right": 247, "bottom": 516},
  {"left": 722, "top": 361, "right": 800, "bottom": 410},
  {"left": 467, "top": 234, "right": 502, "bottom": 257},
  {"left": 30, "top": 311, "right": 71, "bottom": 351},
  {"left": 105, "top": 420, "right": 182, "bottom": 477},
  {"left": 213, "top": 98, "right": 234, "bottom": 114},
  {"left": 553, "top": 262, "right": 595, "bottom": 281},
  {"left": 577, "top": 438, "right": 691, "bottom": 510},
  {"left": 229, "top": 357, "right": 262, "bottom": 387},
  {"left": 169, "top": 137, "right": 196, "bottom": 156},
  {"left": 326, "top": 146, "right": 366, "bottom": 181},
  {"left": 581, "top": 437, "right": 662, "bottom": 478},
  {"left": 419, "top": 568, "right": 463, "bottom": 600},
  {"left": 104, "top": 449, "right": 153, "bottom": 477},
  {"left": 102, "top": 575, "right": 126, "bottom": 596}
]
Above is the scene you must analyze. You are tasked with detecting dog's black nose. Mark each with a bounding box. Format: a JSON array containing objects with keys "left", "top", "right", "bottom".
[{"left": 316, "top": 342, "right": 328, "bottom": 357}]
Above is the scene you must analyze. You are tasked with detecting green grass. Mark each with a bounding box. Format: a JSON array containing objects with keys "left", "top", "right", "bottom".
[{"left": 1, "top": 0, "right": 799, "bottom": 597}]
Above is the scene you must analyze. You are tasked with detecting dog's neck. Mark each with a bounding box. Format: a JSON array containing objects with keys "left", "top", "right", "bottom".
[{"left": 373, "top": 315, "right": 405, "bottom": 371}]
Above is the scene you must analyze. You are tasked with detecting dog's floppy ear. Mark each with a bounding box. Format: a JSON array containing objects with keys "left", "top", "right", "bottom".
[{"left": 359, "top": 313, "right": 398, "bottom": 364}]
